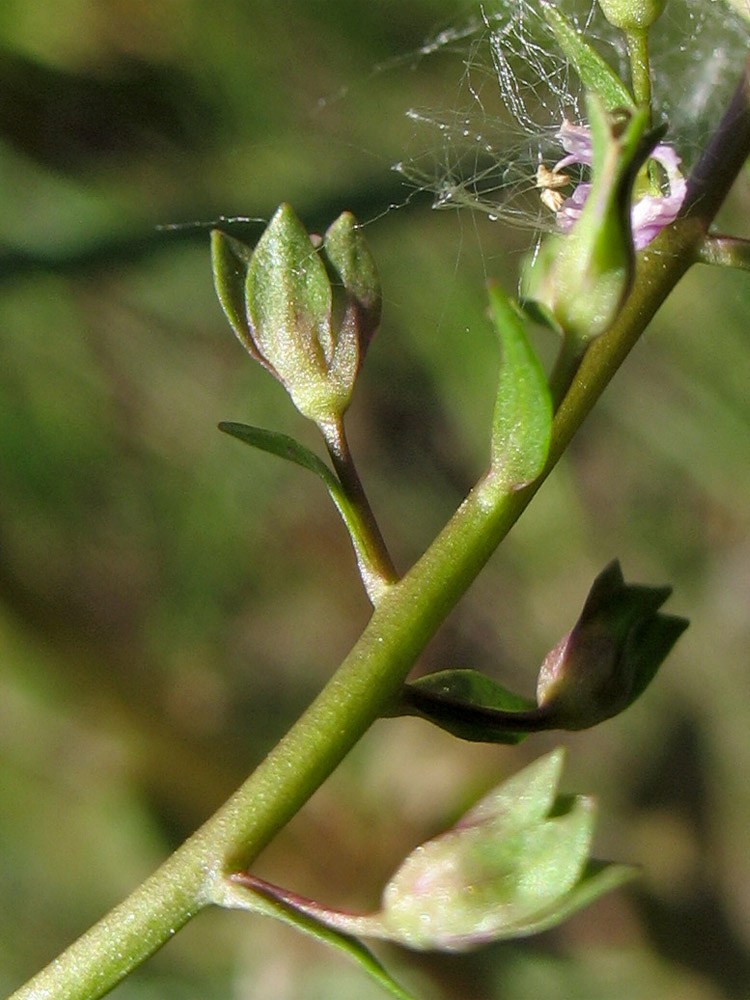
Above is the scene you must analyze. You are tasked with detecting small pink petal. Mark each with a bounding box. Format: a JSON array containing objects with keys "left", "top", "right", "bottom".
[{"left": 551, "top": 121, "right": 687, "bottom": 249}]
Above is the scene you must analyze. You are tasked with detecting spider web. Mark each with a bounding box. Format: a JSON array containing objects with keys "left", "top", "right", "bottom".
[{"left": 393, "top": 0, "right": 749, "bottom": 235}]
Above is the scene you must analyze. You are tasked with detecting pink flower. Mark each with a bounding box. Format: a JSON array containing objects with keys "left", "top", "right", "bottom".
[{"left": 551, "top": 119, "right": 687, "bottom": 250}]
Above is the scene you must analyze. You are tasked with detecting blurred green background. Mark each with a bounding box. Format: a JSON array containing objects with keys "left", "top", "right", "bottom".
[{"left": 1, "top": 1, "right": 749, "bottom": 998}]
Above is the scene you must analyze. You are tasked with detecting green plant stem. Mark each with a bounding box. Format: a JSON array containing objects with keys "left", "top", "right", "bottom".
[
  {"left": 548, "top": 333, "right": 587, "bottom": 411},
  {"left": 626, "top": 29, "right": 651, "bottom": 115},
  {"left": 0, "top": 228, "right": 708, "bottom": 1000},
  {"left": 320, "top": 415, "right": 399, "bottom": 601},
  {"left": 10, "top": 56, "right": 750, "bottom": 1000},
  {"left": 695, "top": 234, "right": 750, "bottom": 270}
]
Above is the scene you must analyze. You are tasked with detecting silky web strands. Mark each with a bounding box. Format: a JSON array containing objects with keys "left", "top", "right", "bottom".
[{"left": 393, "top": 0, "right": 748, "bottom": 238}]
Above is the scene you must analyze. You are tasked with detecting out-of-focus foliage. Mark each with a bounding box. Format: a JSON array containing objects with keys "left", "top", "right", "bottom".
[{"left": 1, "top": 2, "right": 749, "bottom": 999}]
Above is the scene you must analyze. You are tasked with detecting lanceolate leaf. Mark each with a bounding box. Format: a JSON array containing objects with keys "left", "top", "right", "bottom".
[
  {"left": 540, "top": 1, "right": 635, "bottom": 111},
  {"left": 488, "top": 283, "right": 552, "bottom": 489},
  {"left": 219, "top": 422, "right": 371, "bottom": 565},
  {"left": 220, "top": 421, "right": 341, "bottom": 486}
]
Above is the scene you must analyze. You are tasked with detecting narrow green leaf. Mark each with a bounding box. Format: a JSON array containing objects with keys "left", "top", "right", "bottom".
[
  {"left": 540, "top": 1, "right": 635, "bottom": 111},
  {"left": 392, "top": 668, "right": 538, "bottom": 744},
  {"left": 221, "top": 876, "right": 418, "bottom": 1000},
  {"left": 488, "top": 283, "right": 552, "bottom": 489},
  {"left": 219, "top": 422, "right": 377, "bottom": 577},
  {"left": 409, "top": 669, "right": 534, "bottom": 714},
  {"left": 219, "top": 421, "right": 342, "bottom": 490}
]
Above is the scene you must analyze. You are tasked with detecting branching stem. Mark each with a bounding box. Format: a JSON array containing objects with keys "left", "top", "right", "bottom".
[
  {"left": 9, "top": 52, "right": 750, "bottom": 1000},
  {"left": 695, "top": 234, "right": 750, "bottom": 270},
  {"left": 320, "top": 415, "right": 399, "bottom": 601}
]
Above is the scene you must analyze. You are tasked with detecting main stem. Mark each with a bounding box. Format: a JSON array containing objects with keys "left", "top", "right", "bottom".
[{"left": 10, "top": 59, "right": 750, "bottom": 1000}]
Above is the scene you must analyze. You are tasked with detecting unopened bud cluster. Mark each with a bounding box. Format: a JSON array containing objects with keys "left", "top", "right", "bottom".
[{"left": 212, "top": 205, "right": 381, "bottom": 428}]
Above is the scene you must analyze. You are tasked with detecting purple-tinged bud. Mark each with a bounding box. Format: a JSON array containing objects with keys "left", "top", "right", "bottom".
[{"left": 536, "top": 561, "right": 688, "bottom": 729}]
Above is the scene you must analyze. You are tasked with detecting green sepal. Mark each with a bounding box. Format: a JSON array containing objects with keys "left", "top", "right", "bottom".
[
  {"left": 219, "top": 875, "right": 418, "bottom": 1000},
  {"left": 247, "top": 204, "right": 348, "bottom": 422},
  {"left": 324, "top": 211, "right": 380, "bottom": 307},
  {"left": 391, "top": 668, "right": 538, "bottom": 745},
  {"left": 487, "top": 282, "right": 553, "bottom": 490},
  {"left": 540, "top": 1, "right": 635, "bottom": 111},
  {"left": 211, "top": 229, "right": 260, "bottom": 361},
  {"left": 324, "top": 211, "right": 382, "bottom": 358}
]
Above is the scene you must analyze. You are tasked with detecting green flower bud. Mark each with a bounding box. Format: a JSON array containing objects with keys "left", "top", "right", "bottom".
[
  {"left": 536, "top": 561, "right": 688, "bottom": 729},
  {"left": 597, "top": 0, "right": 666, "bottom": 31},
  {"left": 226, "top": 751, "right": 636, "bottom": 952},
  {"left": 211, "top": 204, "right": 381, "bottom": 427},
  {"left": 373, "top": 750, "right": 596, "bottom": 950}
]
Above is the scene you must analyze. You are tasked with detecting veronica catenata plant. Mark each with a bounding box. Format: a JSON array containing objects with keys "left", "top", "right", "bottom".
[{"left": 7, "top": 0, "right": 750, "bottom": 997}]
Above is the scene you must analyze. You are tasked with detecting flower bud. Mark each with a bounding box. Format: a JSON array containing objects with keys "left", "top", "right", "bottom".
[
  {"left": 226, "top": 750, "right": 636, "bottom": 953},
  {"left": 536, "top": 561, "right": 688, "bottom": 730},
  {"left": 597, "top": 0, "right": 666, "bottom": 31},
  {"left": 211, "top": 204, "right": 381, "bottom": 427}
]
